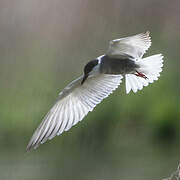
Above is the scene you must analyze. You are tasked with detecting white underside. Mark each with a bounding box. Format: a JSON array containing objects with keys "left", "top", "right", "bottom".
[{"left": 125, "top": 54, "right": 164, "bottom": 94}]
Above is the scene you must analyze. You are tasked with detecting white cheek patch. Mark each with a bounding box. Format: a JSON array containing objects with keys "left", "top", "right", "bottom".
[{"left": 97, "top": 55, "right": 105, "bottom": 64}]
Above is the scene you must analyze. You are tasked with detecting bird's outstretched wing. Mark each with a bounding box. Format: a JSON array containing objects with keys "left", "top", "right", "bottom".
[
  {"left": 26, "top": 74, "right": 123, "bottom": 151},
  {"left": 107, "top": 31, "right": 151, "bottom": 59}
]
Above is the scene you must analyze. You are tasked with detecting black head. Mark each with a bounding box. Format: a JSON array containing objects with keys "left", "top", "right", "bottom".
[{"left": 81, "top": 59, "right": 99, "bottom": 84}]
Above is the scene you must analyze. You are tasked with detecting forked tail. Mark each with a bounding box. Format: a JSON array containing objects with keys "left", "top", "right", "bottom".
[{"left": 125, "top": 54, "right": 164, "bottom": 93}]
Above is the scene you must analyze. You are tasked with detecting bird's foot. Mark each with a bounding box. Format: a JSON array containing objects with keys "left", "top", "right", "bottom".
[{"left": 135, "top": 71, "right": 147, "bottom": 79}]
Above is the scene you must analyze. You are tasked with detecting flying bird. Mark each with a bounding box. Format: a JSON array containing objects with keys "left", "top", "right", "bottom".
[{"left": 26, "top": 31, "right": 164, "bottom": 151}]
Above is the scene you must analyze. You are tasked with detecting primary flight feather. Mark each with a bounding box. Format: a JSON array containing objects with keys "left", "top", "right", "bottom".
[{"left": 27, "top": 31, "right": 163, "bottom": 151}]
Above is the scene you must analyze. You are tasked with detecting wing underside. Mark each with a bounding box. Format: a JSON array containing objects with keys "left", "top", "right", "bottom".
[
  {"left": 26, "top": 74, "right": 123, "bottom": 151},
  {"left": 107, "top": 31, "right": 151, "bottom": 58}
]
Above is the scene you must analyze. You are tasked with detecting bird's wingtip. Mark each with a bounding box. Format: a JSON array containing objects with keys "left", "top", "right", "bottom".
[
  {"left": 145, "top": 31, "right": 150, "bottom": 36},
  {"left": 26, "top": 143, "right": 39, "bottom": 153},
  {"left": 26, "top": 138, "right": 39, "bottom": 152},
  {"left": 26, "top": 143, "right": 33, "bottom": 152}
]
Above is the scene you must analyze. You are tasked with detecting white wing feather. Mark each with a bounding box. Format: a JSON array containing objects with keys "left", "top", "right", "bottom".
[
  {"left": 26, "top": 74, "right": 123, "bottom": 151},
  {"left": 125, "top": 54, "right": 163, "bottom": 94},
  {"left": 107, "top": 31, "right": 151, "bottom": 58}
]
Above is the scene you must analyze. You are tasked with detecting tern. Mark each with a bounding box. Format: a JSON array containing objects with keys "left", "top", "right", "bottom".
[{"left": 26, "top": 31, "right": 164, "bottom": 151}]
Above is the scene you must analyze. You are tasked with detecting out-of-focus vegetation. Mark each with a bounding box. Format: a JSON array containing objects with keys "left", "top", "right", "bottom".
[{"left": 0, "top": 0, "right": 180, "bottom": 180}]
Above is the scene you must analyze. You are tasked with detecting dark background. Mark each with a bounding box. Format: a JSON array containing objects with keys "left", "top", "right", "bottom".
[{"left": 0, "top": 0, "right": 180, "bottom": 179}]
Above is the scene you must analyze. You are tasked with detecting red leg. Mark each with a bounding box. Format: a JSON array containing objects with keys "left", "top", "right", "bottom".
[{"left": 135, "top": 71, "right": 147, "bottom": 79}]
